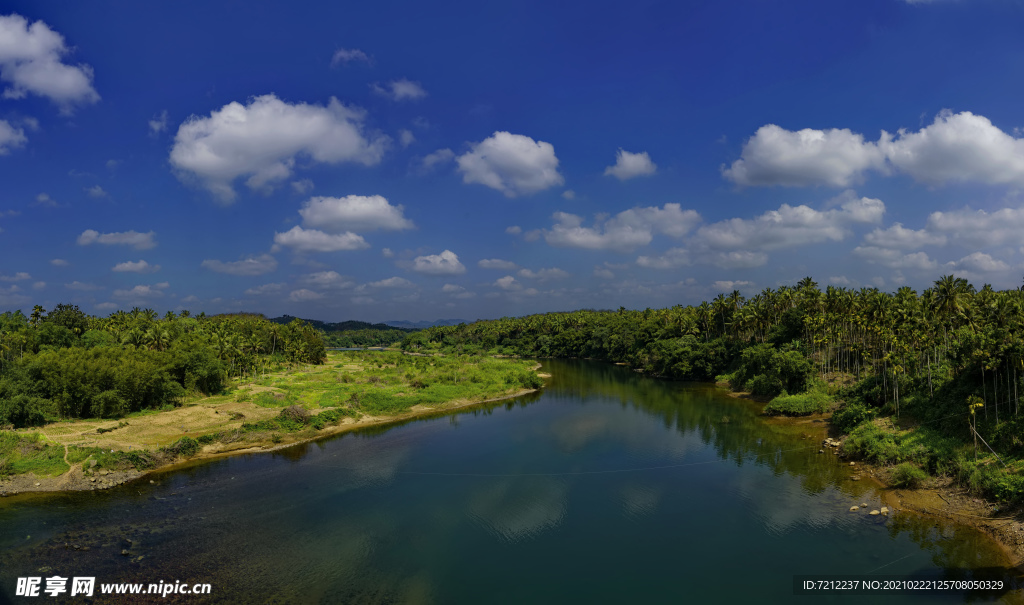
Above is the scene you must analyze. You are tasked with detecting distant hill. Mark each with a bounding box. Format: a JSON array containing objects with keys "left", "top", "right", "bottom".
[
  {"left": 268, "top": 315, "right": 417, "bottom": 333},
  {"left": 382, "top": 319, "right": 469, "bottom": 330}
]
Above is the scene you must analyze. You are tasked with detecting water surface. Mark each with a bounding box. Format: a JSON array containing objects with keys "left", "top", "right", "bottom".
[{"left": 1, "top": 360, "right": 1021, "bottom": 603}]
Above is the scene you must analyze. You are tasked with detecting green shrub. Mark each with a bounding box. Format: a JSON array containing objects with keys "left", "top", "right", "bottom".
[
  {"left": 167, "top": 436, "right": 200, "bottom": 458},
  {"left": 764, "top": 390, "right": 833, "bottom": 416},
  {"left": 890, "top": 462, "right": 928, "bottom": 488},
  {"left": 832, "top": 402, "right": 876, "bottom": 432}
]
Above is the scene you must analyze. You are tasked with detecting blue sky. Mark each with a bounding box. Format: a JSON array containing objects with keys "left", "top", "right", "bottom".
[{"left": 2, "top": 0, "right": 1024, "bottom": 322}]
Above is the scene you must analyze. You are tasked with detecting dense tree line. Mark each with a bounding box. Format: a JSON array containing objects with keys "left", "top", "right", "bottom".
[
  {"left": 403, "top": 275, "right": 1024, "bottom": 446},
  {"left": 0, "top": 306, "right": 326, "bottom": 427}
]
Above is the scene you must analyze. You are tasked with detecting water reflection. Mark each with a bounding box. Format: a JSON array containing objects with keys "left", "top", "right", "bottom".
[{"left": 0, "top": 358, "right": 1022, "bottom": 604}]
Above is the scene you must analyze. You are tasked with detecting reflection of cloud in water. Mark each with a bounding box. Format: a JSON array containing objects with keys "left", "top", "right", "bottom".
[
  {"left": 730, "top": 469, "right": 879, "bottom": 537},
  {"left": 468, "top": 478, "right": 567, "bottom": 543},
  {"left": 620, "top": 483, "right": 660, "bottom": 519},
  {"left": 550, "top": 412, "right": 610, "bottom": 451}
]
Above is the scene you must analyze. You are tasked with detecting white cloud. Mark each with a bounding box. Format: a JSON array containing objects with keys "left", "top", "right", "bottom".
[
  {"left": 442, "top": 283, "right": 464, "bottom": 293},
  {"left": 723, "top": 124, "right": 884, "bottom": 187},
  {"left": 695, "top": 196, "right": 884, "bottom": 251},
  {"left": 382, "top": 247, "right": 394, "bottom": 258},
  {"left": 291, "top": 179, "right": 314, "bottom": 194},
  {"left": 351, "top": 296, "right": 374, "bottom": 304},
  {"left": 149, "top": 110, "right": 168, "bottom": 135},
  {"left": 829, "top": 276, "right": 853, "bottom": 286},
  {"left": 94, "top": 302, "right": 117, "bottom": 311},
  {"left": 881, "top": 111, "right": 1024, "bottom": 187},
  {"left": 925, "top": 205, "right": 1024, "bottom": 248},
  {"left": 949, "top": 252, "right": 1009, "bottom": 273},
  {"left": 112, "top": 282, "right": 169, "bottom": 300},
  {"left": 65, "top": 281, "right": 102, "bottom": 291},
  {"left": 412, "top": 250, "right": 466, "bottom": 275},
  {"left": 31, "top": 281, "right": 45, "bottom": 290},
  {"left": 0, "top": 120, "right": 26, "bottom": 154},
  {"left": 288, "top": 289, "right": 324, "bottom": 302},
  {"left": 112, "top": 259, "right": 160, "bottom": 273},
  {"left": 50, "top": 258, "right": 69, "bottom": 266},
  {"left": 636, "top": 248, "right": 691, "bottom": 269},
  {"left": 272, "top": 226, "right": 369, "bottom": 252},
  {"left": 703, "top": 251, "right": 769, "bottom": 269},
  {"left": 169, "top": 94, "right": 389, "bottom": 201},
  {"left": 0, "top": 14, "right": 100, "bottom": 112},
  {"left": 85, "top": 185, "right": 108, "bottom": 198},
  {"left": 331, "top": 48, "right": 371, "bottom": 66},
  {"left": 244, "top": 283, "right": 285, "bottom": 296},
  {"left": 494, "top": 275, "right": 521, "bottom": 291},
  {"left": 367, "top": 276, "right": 414, "bottom": 288},
  {"left": 852, "top": 246, "right": 938, "bottom": 271},
  {"left": 561, "top": 190, "right": 575, "bottom": 200},
  {"left": 505, "top": 225, "right": 522, "bottom": 235},
  {"left": 33, "top": 192, "right": 57, "bottom": 207},
  {"left": 862, "top": 223, "right": 946, "bottom": 249},
  {"left": 712, "top": 280, "right": 753, "bottom": 291},
  {"left": 604, "top": 149, "right": 657, "bottom": 180},
  {"left": 456, "top": 131, "right": 564, "bottom": 197},
  {"left": 0, "top": 271, "right": 29, "bottom": 281},
  {"left": 544, "top": 204, "right": 700, "bottom": 252},
  {"left": 478, "top": 258, "right": 517, "bottom": 270},
  {"left": 77, "top": 229, "right": 156, "bottom": 250},
  {"left": 593, "top": 264, "right": 616, "bottom": 279},
  {"left": 518, "top": 267, "right": 569, "bottom": 281},
  {"left": 298, "top": 271, "right": 353, "bottom": 289},
  {"left": 371, "top": 78, "right": 427, "bottom": 101},
  {"left": 725, "top": 111, "right": 1024, "bottom": 189},
  {"left": 419, "top": 148, "right": 454, "bottom": 172},
  {"left": 399, "top": 129, "right": 415, "bottom": 147},
  {"left": 200, "top": 254, "right": 278, "bottom": 275},
  {"left": 298, "top": 194, "right": 414, "bottom": 232}
]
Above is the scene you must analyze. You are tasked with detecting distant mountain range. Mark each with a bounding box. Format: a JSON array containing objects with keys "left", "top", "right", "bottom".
[{"left": 267, "top": 315, "right": 468, "bottom": 331}]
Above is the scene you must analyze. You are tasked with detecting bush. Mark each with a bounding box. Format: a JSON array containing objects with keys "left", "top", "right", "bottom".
[
  {"left": 764, "top": 390, "right": 833, "bottom": 416},
  {"left": 167, "top": 436, "right": 200, "bottom": 458},
  {"left": 832, "top": 402, "right": 876, "bottom": 432},
  {"left": 0, "top": 394, "right": 49, "bottom": 428},
  {"left": 890, "top": 462, "right": 928, "bottom": 488}
]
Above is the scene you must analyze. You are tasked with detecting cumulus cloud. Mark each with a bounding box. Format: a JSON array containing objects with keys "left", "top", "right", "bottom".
[
  {"left": 544, "top": 204, "right": 701, "bottom": 252},
  {"left": 419, "top": 148, "right": 454, "bottom": 172},
  {"left": 0, "top": 272, "right": 29, "bottom": 281},
  {"left": 399, "top": 129, "right": 415, "bottom": 147},
  {"left": 169, "top": 94, "right": 389, "bottom": 201},
  {"left": 948, "top": 252, "right": 1009, "bottom": 273},
  {"left": 456, "top": 131, "right": 564, "bottom": 197},
  {"left": 288, "top": 288, "right": 324, "bottom": 302},
  {"left": 494, "top": 275, "right": 521, "bottom": 291},
  {"left": 636, "top": 248, "right": 691, "bottom": 269},
  {"left": 149, "top": 110, "right": 168, "bottom": 135},
  {"left": 925, "top": 205, "right": 1024, "bottom": 248},
  {"left": 852, "top": 246, "right": 938, "bottom": 271},
  {"left": 200, "top": 254, "right": 278, "bottom": 275},
  {"left": 518, "top": 267, "right": 569, "bottom": 281},
  {"left": 331, "top": 48, "right": 371, "bottom": 66},
  {"left": 298, "top": 271, "right": 353, "bottom": 289},
  {"left": 112, "top": 260, "right": 160, "bottom": 273},
  {"left": 85, "top": 185, "right": 108, "bottom": 198},
  {"left": 862, "top": 223, "right": 946, "bottom": 249},
  {"left": 561, "top": 190, "right": 575, "bottom": 200},
  {"left": 50, "top": 258, "right": 69, "bottom": 266},
  {"left": 505, "top": 225, "right": 522, "bottom": 235},
  {"left": 33, "top": 192, "right": 57, "bottom": 207},
  {"left": 478, "top": 258, "right": 518, "bottom": 270},
  {"left": 77, "top": 229, "right": 156, "bottom": 250},
  {"left": 712, "top": 280, "right": 753, "bottom": 291},
  {"left": 244, "top": 283, "right": 284, "bottom": 296},
  {"left": 65, "top": 281, "right": 101, "bottom": 291},
  {"left": 367, "top": 276, "right": 414, "bottom": 288},
  {"left": 725, "top": 111, "right": 1024, "bottom": 188},
  {"left": 412, "top": 250, "right": 466, "bottom": 275},
  {"left": 291, "top": 179, "right": 314, "bottom": 194},
  {"left": 604, "top": 149, "right": 657, "bottom": 180},
  {"left": 723, "top": 125, "right": 885, "bottom": 187},
  {"left": 272, "top": 226, "right": 369, "bottom": 252},
  {"left": 0, "top": 14, "right": 100, "bottom": 112},
  {"left": 0, "top": 120, "right": 27, "bottom": 154},
  {"left": 112, "top": 282, "right": 169, "bottom": 300},
  {"left": 298, "top": 194, "right": 414, "bottom": 232},
  {"left": 371, "top": 78, "right": 427, "bottom": 101},
  {"left": 696, "top": 196, "right": 883, "bottom": 252},
  {"left": 442, "top": 284, "right": 464, "bottom": 293}
]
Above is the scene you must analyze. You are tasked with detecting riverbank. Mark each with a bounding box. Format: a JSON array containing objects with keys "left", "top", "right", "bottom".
[{"left": 0, "top": 352, "right": 544, "bottom": 497}]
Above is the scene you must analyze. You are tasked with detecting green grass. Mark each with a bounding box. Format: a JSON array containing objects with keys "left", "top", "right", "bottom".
[
  {"left": 763, "top": 390, "right": 834, "bottom": 416},
  {"left": 0, "top": 432, "right": 69, "bottom": 477}
]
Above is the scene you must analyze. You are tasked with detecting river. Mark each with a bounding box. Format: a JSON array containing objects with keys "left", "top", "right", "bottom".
[{"left": 1, "top": 359, "right": 1021, "bottom": 603}]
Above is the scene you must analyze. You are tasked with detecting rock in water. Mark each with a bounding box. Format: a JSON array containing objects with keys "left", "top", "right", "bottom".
[
  {"left": 880, "top": 507, "right": 889, "bottom": 515},
  {"left": 869, "top": 510, "right": 880, "bottom": 515},
  {"left": 849, "top": 506, "right": 859, "bottom": 511}
]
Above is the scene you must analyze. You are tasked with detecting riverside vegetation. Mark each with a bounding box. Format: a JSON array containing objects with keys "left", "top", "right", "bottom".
[
  {"left": 401, "top": 275, "right": 1024, "bottom": 505},
  {"left": 0, "top": 305, "right": 543, "bottom": 485}
]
